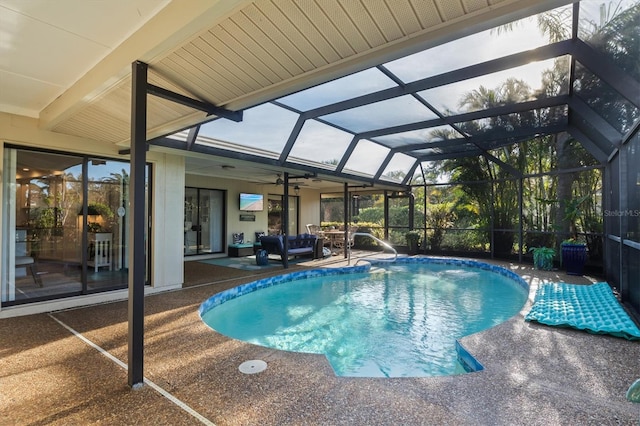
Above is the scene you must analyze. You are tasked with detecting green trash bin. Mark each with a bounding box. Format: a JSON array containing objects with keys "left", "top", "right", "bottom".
[{"left": 256, "top": 249, "right": 269, "bottom": 266}]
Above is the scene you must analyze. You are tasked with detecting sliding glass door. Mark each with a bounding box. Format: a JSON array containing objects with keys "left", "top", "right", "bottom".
[
  {"left": 2, "top": 147, "right": 150, "bottom": 306},
  {"left": 184, "top": 188, "right": 225, "bottom": 255},
  {"left": 267, "top": 194, "right": 299, "bottom": 235}
]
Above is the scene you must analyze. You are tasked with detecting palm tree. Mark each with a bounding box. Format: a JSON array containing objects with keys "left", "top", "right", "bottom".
[{"left": 445, "top": 77, "right": 535, "bottom": 254}]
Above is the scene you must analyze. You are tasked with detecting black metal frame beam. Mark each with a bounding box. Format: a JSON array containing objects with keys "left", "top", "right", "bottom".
[
  {"left": 568, "top": 96, "right": 622, "bottom": 146},
  {"left": 572, "top": 39, "right": 640, "bottom": 109},
  {"left": 409, "top": 123, "right": 567, "bottom": 158},
  {"left": 150, "top": 135, "right": 407, "bottom": 189},
  {"left": 278, "top": 116, "right": 306, "bottom": 163},
  {"left": 374, "top": 151, "right": 395, "bottom": 181},
  {"left": 303, "top": 40, "right": 573, "bottom": 119},
  {"left": 146, "top": 83, "right": 243, "bottom": 122},
  {"left": 185, "top": 125, "right": 200, "bottom": 151},
  {"left": 363, "top": 95, "right": 569, "bottom": 144},
  {"left": 566, "top": 125, "right": 609, "bottom": 163}
]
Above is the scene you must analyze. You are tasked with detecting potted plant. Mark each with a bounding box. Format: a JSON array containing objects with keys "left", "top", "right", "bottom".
[
  {"left": 405, "top": 231, "right": 421, "bottom": 255},
  {"left": 561, "top": 238, "right": 588, "bottom": 275},
  {"left": 529, "top": 246, "right": 555, "bottom": 271},
  {"left": 560, "top": 196, "right": 589, "bottom": 275}
]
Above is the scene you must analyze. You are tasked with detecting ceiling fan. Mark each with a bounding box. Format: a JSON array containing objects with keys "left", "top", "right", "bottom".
[{"left": 267, "top": 172, "right": 320, "bottom": 188}]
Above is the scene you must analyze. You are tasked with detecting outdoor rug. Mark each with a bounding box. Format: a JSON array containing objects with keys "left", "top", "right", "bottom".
[
  {"left": 183, "top": 261, "right": 257, "bottom": 287},
  {"left": 199, "top": 255, "right": 304, "bottom": 271},
  {"left": 525, "top": 282, "right": 640, "bottom": 340}
]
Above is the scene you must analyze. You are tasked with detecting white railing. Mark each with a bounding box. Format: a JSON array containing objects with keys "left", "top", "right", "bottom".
[{"left": 348, "top": 232, "right": 397, "bottom": 265}]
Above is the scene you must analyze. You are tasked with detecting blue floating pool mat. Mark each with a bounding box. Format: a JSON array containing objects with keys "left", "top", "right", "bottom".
[{"left": 525, "top": 282, "right": 640, "bottom": 340}]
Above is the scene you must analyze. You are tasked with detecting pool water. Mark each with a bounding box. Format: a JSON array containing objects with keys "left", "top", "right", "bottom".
[{"left": 201, "top": 261, "right": 528, "bottom": 377}]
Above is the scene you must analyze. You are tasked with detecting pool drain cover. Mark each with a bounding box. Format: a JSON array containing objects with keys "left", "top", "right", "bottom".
[{"left": 239, "top": 360, "right": 267, "bottom": 374}]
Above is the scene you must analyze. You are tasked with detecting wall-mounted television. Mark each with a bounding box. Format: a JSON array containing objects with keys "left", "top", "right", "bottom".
[{"left": 239, "top": 193, "right": 264, "bottom": 211}]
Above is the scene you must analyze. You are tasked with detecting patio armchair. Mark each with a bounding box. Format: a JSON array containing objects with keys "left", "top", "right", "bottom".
[{"left": 305, "top": 224, "right": 322, "bottom": 235}]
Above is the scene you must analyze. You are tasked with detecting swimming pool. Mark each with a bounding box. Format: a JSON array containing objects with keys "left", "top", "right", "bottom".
[{"left": 200, "top": 258, "right": 529, "bottom": 377}]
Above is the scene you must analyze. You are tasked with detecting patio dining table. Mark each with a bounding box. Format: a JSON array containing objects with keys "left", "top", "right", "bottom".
[{"left": 321, "top": 230, "right": 348, "bottom": 251}]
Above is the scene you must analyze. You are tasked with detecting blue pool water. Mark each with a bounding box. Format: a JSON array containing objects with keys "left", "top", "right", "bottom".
[{"left": 200, "top": 259, "right": 528, "bottom": 377}]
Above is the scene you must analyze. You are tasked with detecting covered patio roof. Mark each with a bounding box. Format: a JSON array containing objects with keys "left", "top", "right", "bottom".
[{"left": 11, "top": 0, "right": 639, "bottom": 189}]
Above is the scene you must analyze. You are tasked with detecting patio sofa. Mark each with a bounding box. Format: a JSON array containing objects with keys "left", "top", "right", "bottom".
[{"left": 259, "top": 234, "right": 318, "bottom": 260}]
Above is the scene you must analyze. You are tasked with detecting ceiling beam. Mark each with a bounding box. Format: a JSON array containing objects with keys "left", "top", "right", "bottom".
[
  {"left": 39, "top": 0, "right": 252, "bottom": 130},
  {"left": 568, "top": 118, "right": 616, "bottom": 159},
  {"left": 401, "top": 124, "right": 567, "bottom": 153},
  {"left": 569, "top": 96, "right": 622, "bottom": 145},
  {"left": 412, "top": 124, "right": 567, "bottom": 161}
]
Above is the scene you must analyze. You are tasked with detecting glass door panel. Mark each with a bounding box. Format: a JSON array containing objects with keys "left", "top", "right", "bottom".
[
  {"left": 184, "top": 188, "right": 224, "bottom": 255},
  {"left": 184, "top": 188, "right": 198, "bottom": 254},
  {"left": 86, "top": 159, "right": 130, "bottom": 291},
  {"left": 200, "top": 189, "right": 224, "bottom": 253},
  {"left": 288, "top": 196, "right": 299, "bottom": 235},
  {"left": 3, "top": 149, "right": 84, "bottom": 303},
  {"left": 267, "top": 194, "right": 282, "bottom": 235},
  {"left": 268, "top": 194, "right": 299, "bottom": 235}
]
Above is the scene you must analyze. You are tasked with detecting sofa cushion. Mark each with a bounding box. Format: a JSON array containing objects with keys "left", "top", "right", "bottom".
[{"left": 260, "top": 234, "right": 316, "bottom": 258}]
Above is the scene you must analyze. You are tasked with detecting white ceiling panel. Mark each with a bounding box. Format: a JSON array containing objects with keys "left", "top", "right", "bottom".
[
  {"left": 0, "top": 5, "right": 109, "bottom": 85},
  {"left": 0, "top": 71, "right": 61, "bottom": 116},
  {"left": 0, "top": 0, "right": 169, "bottom": 47}
]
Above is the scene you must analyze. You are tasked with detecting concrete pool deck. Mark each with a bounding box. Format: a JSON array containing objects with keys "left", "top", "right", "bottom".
[{"left": 1, "top": 254, "right": 639, "bottom": 425}]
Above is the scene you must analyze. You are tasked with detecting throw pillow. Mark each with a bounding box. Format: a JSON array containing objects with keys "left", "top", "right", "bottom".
[
  {"left": 255, "top": 231, "right": 265, "bottom": 241},
  {"left": 232, "top": 232, "right": 244, "bottom": 244}
]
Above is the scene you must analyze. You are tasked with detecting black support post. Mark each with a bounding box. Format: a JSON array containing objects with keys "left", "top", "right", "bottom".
[
  {"left": 384, "top": 190, "right": 389, "bottom": 241},
  {"left": 282, "top": 173, "right": 289, "bottom": 269},
  {"left": 518, "top": 178, "right": 524, "bottom": 263},
  {"left": 343, "top": 183, "right": 348, "bottom": 259},
  {"left": 128, "top": 60, "right": 147, "bottom": 389}
]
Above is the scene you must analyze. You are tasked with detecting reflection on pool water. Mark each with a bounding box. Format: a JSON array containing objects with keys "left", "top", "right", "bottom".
[{"left": 200, "top": 258, "right": 529, "bottom": 378}]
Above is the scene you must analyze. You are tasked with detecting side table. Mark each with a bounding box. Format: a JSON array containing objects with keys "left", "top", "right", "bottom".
[{"left": 228, "top": 244, "right": 254, "bottom": 257}]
